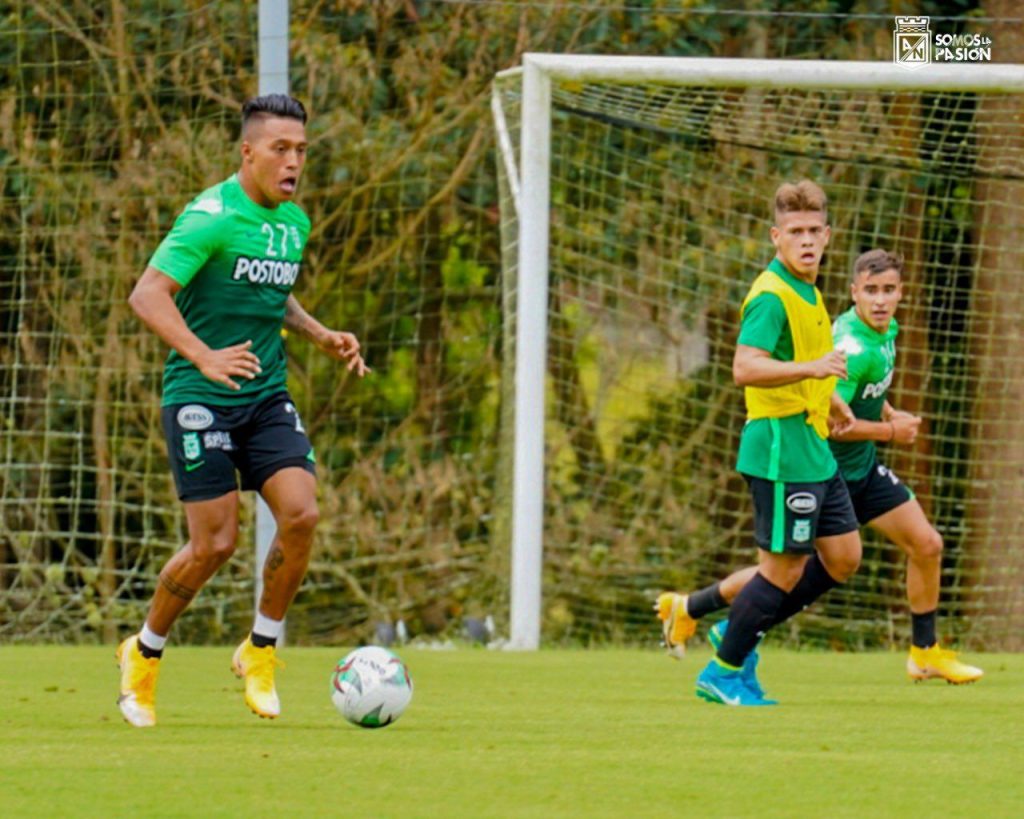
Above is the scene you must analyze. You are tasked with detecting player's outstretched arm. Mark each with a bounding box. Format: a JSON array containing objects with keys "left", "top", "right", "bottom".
[
  {"left": 883, "top": 400, "right": 916, "bottom": 422},
  {"left": 284, "top": 295, "right": 370, "bottom": 377},
  {"left": 733, "top": 344, "right": 847, "bottom": 388},
  {"left": 128, "top": 266, "right": 262, "bottom": 390}
]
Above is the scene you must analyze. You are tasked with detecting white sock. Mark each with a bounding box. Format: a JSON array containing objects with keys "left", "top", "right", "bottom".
[
  {"left": 139, "top": 623, "right": 167, "bottom": 651},
  {"left": 252, "top": 612, "right": 284, "bottom": 640}
]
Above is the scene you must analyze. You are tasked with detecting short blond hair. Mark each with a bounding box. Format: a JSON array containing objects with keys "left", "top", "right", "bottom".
[{"left": 773, "top": 180, "right": 828, "bottom": 224}]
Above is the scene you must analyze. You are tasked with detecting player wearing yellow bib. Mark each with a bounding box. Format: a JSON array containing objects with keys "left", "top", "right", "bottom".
[
  {"left": 657, "top": 180, "right": 862, "bottom": 706},
  {"left": 116, "top": 95, "right": 370, "bottom": 727},
  {"left": 660, "top": 249, "right": 982, "bottom": 685}
]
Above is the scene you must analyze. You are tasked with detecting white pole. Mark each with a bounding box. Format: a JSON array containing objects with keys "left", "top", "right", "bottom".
[
  {"left": 255, "top": 0, "right": 288, "bottom": 627},
  {"left": 259, "top": 1, "right": 289, "bottom": 96},
  {"left": 508, "top": 57, "right": 551, "bottom": 650},
  {"left": 490, "top": 85, "right": 522, "bottom": 218},
  {"left": 519, "top": 54, "right": 1024, "bottom": 92}
]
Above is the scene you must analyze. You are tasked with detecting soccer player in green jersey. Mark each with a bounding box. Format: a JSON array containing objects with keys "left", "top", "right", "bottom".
[
  {"left": 659, "top": 248, "right": 982, "bottom": 687},
  {"left": 659, "top": 180, "right": 863, "bottom": 706},
  {"left": 116, "top": 95, "right": 369, "bottom": 727}
]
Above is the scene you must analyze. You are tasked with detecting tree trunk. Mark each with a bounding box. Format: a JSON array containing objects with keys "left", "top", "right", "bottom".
[
  {"left": 96, "top": 0, "right": 134, "bottom": 643},
  {"left": 415, "top": 208, "right": 448, "bottom": 445},
  {"left": 885, "top": 95, "right": 932, "bottom": 508},
  {"left": 965, "top": 0, "right": 1024, "bottom": 649}
]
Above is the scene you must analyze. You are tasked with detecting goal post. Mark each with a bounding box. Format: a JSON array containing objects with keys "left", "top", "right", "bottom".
[
  {"left": 255, "top": 0, "right": 289, "bottom": 633},
  {"left": 506, "top": 60, "right": 552, "bottom": 650},
  {"left": 495, "top": 54, "right": 1024, "bottom": 651}
]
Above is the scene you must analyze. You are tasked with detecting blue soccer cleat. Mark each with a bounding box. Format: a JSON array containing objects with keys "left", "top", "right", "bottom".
[
  {"left": 695, "top": 659, "right": 775, "bottom": 707},
  {"left": 707, "top": 619, "right": 775, "bottom": 703}
]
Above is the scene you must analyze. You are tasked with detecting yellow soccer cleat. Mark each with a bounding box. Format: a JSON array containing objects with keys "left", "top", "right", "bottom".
[
  {"left": 116, "top": 634, "right": 160, "bottom": 728},
  {"left": 654, "top": 592, "right": 697, "bottom": 659},
  {"left": 232, "top": 637, "right": 284, "bottom": 718},
  {"left": 907, "top": 644, "right": 984, "bottom": 685}
]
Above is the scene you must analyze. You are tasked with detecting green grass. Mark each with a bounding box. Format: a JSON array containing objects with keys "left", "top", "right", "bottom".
[{"left": 2, "top": 646, "right": 1021, "bottom": 818}]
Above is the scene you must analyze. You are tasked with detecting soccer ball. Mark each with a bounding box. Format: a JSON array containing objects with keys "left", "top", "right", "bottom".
[{"left": 331, "top": 646, "right": 413, "bottom": 728}]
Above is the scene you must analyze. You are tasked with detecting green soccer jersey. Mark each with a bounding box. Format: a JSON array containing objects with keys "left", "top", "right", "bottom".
[
  {"left": 829, "top": 307, "right": 899, "bottom": 481},
  {"left": 735, "top": 259, "right": 838, "bottom": 483},
  {"left": 148, "top": 174, "right": 310, "bottom": 406}
]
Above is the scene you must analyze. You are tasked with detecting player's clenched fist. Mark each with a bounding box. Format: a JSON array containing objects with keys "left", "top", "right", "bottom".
[{"left": 890, "top": 412, "right": 921, "bottom": 444}]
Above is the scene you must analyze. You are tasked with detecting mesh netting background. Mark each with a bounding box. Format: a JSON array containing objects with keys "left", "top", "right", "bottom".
[
  {"left": 495, "top": 69, "right": 1024, "bottom": 649},
  {"left": 3, "top": 0, "right": 1022, "bottom": 648}
]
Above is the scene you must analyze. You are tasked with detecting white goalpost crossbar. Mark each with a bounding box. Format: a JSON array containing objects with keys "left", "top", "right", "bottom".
[{"left": 501, "top": 54, "right": 1024, "bottom": 650}]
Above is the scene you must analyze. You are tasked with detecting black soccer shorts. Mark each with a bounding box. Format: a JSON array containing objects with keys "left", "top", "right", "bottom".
[
  {"left": 744, "top": 471, "right": 859, "bottom": 555},
  {"left": 843, "top": 460, "right": 915, "bottom": 525},
  {"left": 161, "top": 391, "right": 316, "bottom": 502}
]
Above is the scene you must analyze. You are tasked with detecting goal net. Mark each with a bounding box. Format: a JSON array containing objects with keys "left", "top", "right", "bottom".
[
  {"left": 494, "top": 56, "right": 1024, "bottom": 650},
  {"left": 0, "top": 4, "right": 504, "bottom": 645}
]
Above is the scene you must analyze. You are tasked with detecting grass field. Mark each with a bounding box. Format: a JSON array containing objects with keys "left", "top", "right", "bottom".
[{"left": 2, "top": 645, "right": 1022, "bottom": 818}]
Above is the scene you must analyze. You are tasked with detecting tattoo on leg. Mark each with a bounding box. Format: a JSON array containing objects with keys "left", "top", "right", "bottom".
[
  {"left": 260, "top": 546, "right": 285, "bottom": 610},
  {"left": 159, "top": 572, "right": 198, "bottom": 601}
]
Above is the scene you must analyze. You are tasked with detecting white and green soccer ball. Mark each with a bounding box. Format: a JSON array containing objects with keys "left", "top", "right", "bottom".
[{"left": 331, "top": 646, "right": 413, "bottom": 728}]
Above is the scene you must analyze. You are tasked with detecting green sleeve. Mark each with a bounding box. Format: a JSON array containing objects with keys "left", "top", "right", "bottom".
[
  {"left": 148, "top": 207, "right": 226, "bottom": 286},
  {"left": 738, "top": 292, "right": 786, "bottom": 353},
  {"left": 835, "top": 339, "right": 868, "bottom": 403}
]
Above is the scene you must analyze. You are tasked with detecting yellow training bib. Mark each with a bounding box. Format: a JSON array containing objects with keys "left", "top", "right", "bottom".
[{"left": 740, "top": 269, "right": 834, "bottom": 439}]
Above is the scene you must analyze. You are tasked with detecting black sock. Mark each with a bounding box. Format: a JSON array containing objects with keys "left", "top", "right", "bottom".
[
  {"left": 911, "top": 609, "right": 937, "bottom": 648},
  {"left": 137, "top": 640, "right": 163, "bottom": 660},
  {"left": 686, "top": 582, "right": 727, "bottom": 620},
  {"left": 250, "top": 632, "right": 277, "bottom": 649},
  {"left": 716, "top": 573, "right": 787, "bottom": 668},
  {"left": 770, "top": 554, "right": 840, "bottom": 627}
]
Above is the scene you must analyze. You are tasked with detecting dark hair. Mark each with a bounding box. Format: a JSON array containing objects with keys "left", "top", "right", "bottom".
[
  {"left": 241, "top": 94, "right": 307, "bottom": 130},
  {"left": 773, "top": 180, "right": 828, "bottom": 223},
  {"left": 853, "top": 248, "right": 903, "bottom": 281}
]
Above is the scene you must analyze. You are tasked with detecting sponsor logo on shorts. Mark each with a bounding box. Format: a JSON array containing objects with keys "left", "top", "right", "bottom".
[
  {"left": 877, "top": 464, "right": 901, "bottom": 485},
  {"left": 786, "top": 492, "right": 818, "bottom": 515},
  {"left": 792, "top": 519, "right": 812, "bottom": 543},
  {"left": 284, "top": 402, "right": 307, "bottom": 434},
  {"left": 203, "top": 430, "right": 234, "bottom": 451},
  {"left": 177, "top": 404, "right": 214, "bottom": 430}
]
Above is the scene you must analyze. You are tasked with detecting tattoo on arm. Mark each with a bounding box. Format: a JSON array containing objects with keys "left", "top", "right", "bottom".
[
  {"left": 283, "top": 296, "right": 319, "bottom": 340},
  {"left": 159, "top": 572, "right": 198, "bottom": 601}
]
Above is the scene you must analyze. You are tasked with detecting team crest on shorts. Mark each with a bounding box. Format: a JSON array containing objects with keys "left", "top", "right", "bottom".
[
  {"left": 792, "top": 519, "right": 811, "bottom": 543},
  {"left": 183, "top": 431, "right": 202, "bottom": 461}
]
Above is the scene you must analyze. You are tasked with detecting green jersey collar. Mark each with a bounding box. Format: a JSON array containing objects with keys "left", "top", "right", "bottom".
[
  {"left": 767, "top": 257, "right": 818, "bottom": 306},
  {"left": 229, "top": 173, "right": 292, "bottom": 218},
  {"left": 843, "top": 306, "right": 897, "bottom": 341}
]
